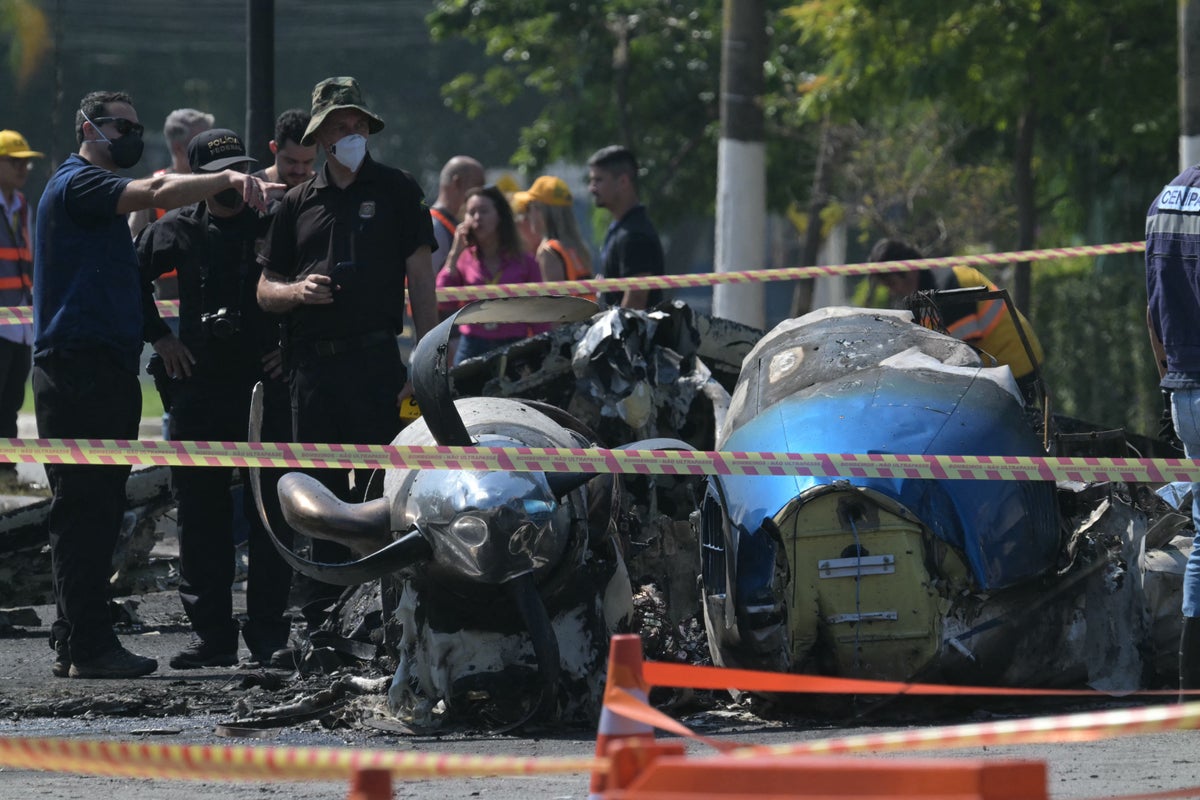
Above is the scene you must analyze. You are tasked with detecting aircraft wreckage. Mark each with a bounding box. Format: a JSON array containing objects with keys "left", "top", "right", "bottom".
[
  {"left": 238, "top": 293, "right": 1192, "bottom": 729},
  {"left": 698, "top": 305, "right": 1189, "bottom": 695},
  {"left": 3, "top": 295, "right": 1184, "bottom": 725},
  {"left": 250, "top": 296, "right": 711, "bottom": 729}
]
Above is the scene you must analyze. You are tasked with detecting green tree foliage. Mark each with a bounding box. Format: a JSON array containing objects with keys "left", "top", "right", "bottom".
[
  {"left": 1033, "top": 255, "right": 1159, "bottom": 435},
  {"left": 835, "top": 102, "right": 1015, "bottom": 255},
  {"left": 428, "top": 1, "right": 726, "bottom": 224},
  {"left": 781, "top": 1, "right": 1173, "bottom": 431},
  {"left": 782, "top": 1, "right": 1175, "bottom": 303},
  {"left": 0, "top": 0, "right": 49, "bottom": 88},
  {"left": 783, "top": 1, "right": 1175, "bottom": 185}
]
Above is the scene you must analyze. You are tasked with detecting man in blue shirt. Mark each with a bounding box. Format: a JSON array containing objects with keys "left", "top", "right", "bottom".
[
  {"left": 33, "top": 90, "right": 281, "bottom": 679},
  {"left": 1145, "top": 163, "right": 1200, "bottom": 693}
]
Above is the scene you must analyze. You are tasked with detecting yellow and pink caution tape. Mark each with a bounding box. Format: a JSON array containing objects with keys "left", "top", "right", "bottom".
[
  {"left": 1, "top": 437, "right": 1197, "bottom": 483},
  {"left": 0, "top": 736, "right": 601, "bottom": 781},
  {"left": 435, "top": 240, "right": 1146, "bottom": 301},
  {"left": 0, "top": 240, "right": 1144, "bottom": 325}
]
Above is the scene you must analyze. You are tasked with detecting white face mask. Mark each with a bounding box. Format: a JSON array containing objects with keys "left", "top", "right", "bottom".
[{"left": 329, "top": 133, "right": 367, "bottom": 172}]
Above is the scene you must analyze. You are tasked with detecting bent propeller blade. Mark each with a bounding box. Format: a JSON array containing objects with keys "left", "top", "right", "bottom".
[
  {"left": 411, "top": 296, "right": 598, "bottom": 447},
  {"left": 247, "top": 381, "right": 432, "bottom": 586}
]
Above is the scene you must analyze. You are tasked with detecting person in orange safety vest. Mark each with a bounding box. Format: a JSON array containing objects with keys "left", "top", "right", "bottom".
[
  {"left": 0, "top": 129, "right": 42, "bottom": 484},
  {"left": 869, "top": 238, "right": 1045, "bottom": 393},
  {"left": 511, "top": 175, "right": 595, "bottom": 301}
]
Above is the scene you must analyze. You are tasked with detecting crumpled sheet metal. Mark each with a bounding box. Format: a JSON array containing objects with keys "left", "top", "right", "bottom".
[
  {"left": 450, "top": 302, "right": 752, "bottom": 451},
  {"left": 569, "top": 304, "right": 728, "bottom": 444}
]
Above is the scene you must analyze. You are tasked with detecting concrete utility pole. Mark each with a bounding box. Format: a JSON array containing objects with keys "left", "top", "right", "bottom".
[
  {"left": 712, "top": 0, "right": 766, "bottom": 328},
  {"left": 1181, "top": 0, "right": 1200, "bottom": 170},
  {"left": 246, "top": 0, "right": 275, "bottom": 165}
]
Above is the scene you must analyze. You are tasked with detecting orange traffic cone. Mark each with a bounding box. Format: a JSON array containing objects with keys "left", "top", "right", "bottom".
[
  {"left": 347, "top": 767, "right": 392, "bottom": 800},
  {"left": 589, "top": 634, "right": 656, "bottom": 799}
]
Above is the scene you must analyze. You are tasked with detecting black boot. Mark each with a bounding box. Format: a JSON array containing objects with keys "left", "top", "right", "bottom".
[{"left": 1180, "top": 616, "right": 1200, "bottom": 699}]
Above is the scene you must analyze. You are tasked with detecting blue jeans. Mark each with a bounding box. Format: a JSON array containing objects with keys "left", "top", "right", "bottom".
[{"left": 1173, "top": 388, "right": 1200, "bottom": 616}]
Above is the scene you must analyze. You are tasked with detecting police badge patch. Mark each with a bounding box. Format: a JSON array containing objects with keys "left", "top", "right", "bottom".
[{"left": 359, "top": 201, "right": 376, "bottom": 219}]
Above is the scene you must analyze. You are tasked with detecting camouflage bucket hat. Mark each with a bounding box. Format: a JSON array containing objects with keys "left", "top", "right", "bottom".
[{"left": 301, "top": 76, "right": 385, "bottom": 146}]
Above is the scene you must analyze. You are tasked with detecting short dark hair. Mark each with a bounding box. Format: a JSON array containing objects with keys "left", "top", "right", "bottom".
[
  {"left": 76, "top": 90, "right": 134, "bottom": 146},
  {"left": 465, "top": 185, "right": 522, "bottom": 258},
  {"left": 274, "top": 108, "right": 311, "bottom": 148},
  {"left": 587, "top": 145, "right": 639, "bottom": 189},
  {"left": 868, "top": 238, "right": 924, "bottom": 263}
]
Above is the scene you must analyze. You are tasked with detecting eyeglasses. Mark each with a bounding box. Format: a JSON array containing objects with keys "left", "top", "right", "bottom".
[
  {"left": 0, "top": 158, "right": 32, "bottom": 170},
  {"left": 92, "top": 117, "right": 145, "bottom": 137}
]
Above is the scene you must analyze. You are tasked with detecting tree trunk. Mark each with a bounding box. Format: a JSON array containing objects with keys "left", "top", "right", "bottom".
[
  {"left": 713, "top": 0, "right": 767, "bottom": 327},
  {"left": 1013, "top": 104, "right": 1037, "bottom": 312},
  {"left": 245, "top": 0, "right": 275, "bottom": 166},
  {"left": 1181, "top": 0, "right": 1200, "bottom": 169},
  {"left": 790, "top": 120, "right": 833, "bottom": 318},
  {"left": 610, "top": 17, "right": 633, "bottom": 147}
]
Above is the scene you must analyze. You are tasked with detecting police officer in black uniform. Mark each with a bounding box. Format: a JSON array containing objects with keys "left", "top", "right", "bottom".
[
  {"left": 257, "top": 77, "right": 437, "bottom": 450},
  {"left": 137, "top": 128, "right": 294, "bottom": 668},
  {"left": 256, "top": 79, "right": 438, "bottom": 615}
]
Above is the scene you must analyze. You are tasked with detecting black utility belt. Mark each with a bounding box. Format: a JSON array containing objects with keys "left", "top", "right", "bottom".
[{"left": 292, "top": 330, "right": 395, "bottom": 359}]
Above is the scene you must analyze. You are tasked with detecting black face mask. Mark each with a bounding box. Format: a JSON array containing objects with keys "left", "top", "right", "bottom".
[
  {"left": 107, "top": 133, "right": 144, "bottom": 169},
  {"left": 82, "top": 111, "right": 144, "bottom": 169},
  {"left": 212, "top": 188, "right": 242, "bottom": 209}
]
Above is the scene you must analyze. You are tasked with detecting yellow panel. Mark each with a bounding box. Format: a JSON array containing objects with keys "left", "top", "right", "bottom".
[{"left": 777, "top": 489, "right": 961, "bottom": 680}]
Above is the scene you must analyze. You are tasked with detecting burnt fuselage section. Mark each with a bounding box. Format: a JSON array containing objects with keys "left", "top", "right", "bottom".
[{"left": 699, "top": 308, "right": 1060, "bottom": 681}]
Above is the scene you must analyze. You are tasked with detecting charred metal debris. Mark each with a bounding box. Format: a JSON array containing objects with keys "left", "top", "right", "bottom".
[{"left": 1, "top": 301, "right": 1195, "bottom": 735}]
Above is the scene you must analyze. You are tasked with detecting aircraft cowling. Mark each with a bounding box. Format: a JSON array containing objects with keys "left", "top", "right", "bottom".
[
  {"left": 265, "top": 398, "right": 589, "bottom": 591},
  {"left": 383, "top": 398, "right": 578, "bottom": 588}
]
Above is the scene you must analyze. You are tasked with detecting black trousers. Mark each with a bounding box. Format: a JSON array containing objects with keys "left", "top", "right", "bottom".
[
  {"left": 291, "top": 337, "right": 404, "bottom": 495},
  {"left": 33, "top": 349, "right": 140, "bottom": 663},
  {"left": 168, "top": 373, "right": 294, "bottom": 653},
  {"left": 0, "top": 337, "right": 31, "bottom": 450},
  {"left": 289, "top": 339, "right": 404, "bottom": 606}
]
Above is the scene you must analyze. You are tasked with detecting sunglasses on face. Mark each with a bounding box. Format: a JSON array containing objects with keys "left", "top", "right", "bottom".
[{"left": 93, "top": 117, "right": 145, "bottom": 137}]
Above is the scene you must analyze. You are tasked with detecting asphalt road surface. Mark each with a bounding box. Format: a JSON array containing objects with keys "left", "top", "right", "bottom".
[{"left": 2, "top": 587, "right": 1200, "bottom": 799}]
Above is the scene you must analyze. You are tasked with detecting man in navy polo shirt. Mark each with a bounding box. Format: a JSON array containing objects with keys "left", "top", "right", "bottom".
[
  {"left": 33, "top": 90, "right": 281, "bottom": 679},
  {"left": 586, "top": 145, "right": 664, "bottom": 310}
]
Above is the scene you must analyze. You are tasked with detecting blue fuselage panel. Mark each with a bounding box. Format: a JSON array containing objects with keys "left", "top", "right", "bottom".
[{"left": 718, "top": 367, "right": 1059, "bottom": 590}]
